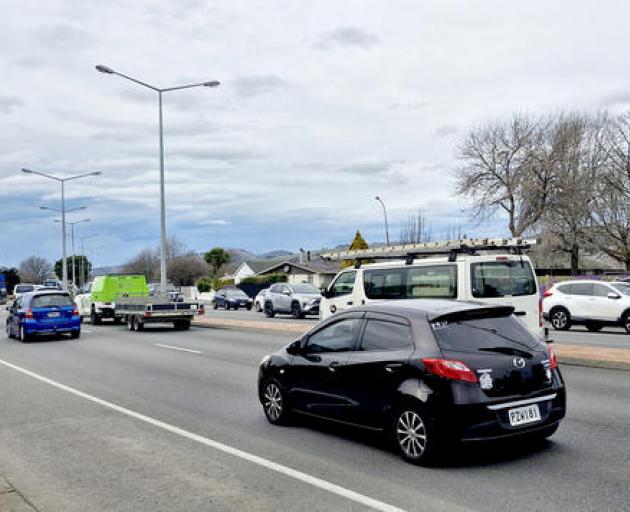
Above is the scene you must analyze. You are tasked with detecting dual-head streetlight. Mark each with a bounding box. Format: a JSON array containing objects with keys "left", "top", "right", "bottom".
[
  {"left": 22, "top": 168, "right": 100, "bottom": 291},
  {"left": 374, "top": 196, "right": 391, "bottom": 246},
  {"left": 95, "top": 64, "right": 220, "bottom": 295}
]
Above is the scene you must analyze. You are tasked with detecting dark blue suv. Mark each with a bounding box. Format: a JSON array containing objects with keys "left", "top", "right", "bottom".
[{"left": 6, "top": 290, "right": 81, "bottom": 342}]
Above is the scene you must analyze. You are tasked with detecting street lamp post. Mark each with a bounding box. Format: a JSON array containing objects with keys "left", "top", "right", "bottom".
[
  {"left": 77, "top": 234, "right": 97, "bottom": 289},
  {"left": 95, "top": 64, "right": 220, "bottom": 295},
  {"left": 55, "top": 219, "right": 89, "bottom": 290},
  {"left": 22, "top": 168, "right": 100, "bottom": 291},
  {"left": 374, "top": 196, "right": 391, "bottom": 246}
]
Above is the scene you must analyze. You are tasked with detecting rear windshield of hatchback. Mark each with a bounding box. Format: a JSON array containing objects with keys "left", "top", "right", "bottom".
[
  {"left": 431, "top": 315, "right": 543, "bottom": 354},
  {"left": 31, "top": 294, "right": 73, "bottom": 308}
]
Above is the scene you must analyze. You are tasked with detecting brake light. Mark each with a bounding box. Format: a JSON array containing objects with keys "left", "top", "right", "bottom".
[
  {"left": 72, "top": 307, "right": 80, "bottom": 316},
  {"left": 25, "top": 308, "right": 34, "bottom": 319},
  {"left": 548, "top": 346, "right": 558, "bottom": 369},
  {"left": 144, "top": 311, "right": 152, "bottom": 318},
  {"left": 543, "top": 290, "right": 553, "bottom": 298},
  {"left": 422, "top": 358, "right": 477, "bottom": 383}
]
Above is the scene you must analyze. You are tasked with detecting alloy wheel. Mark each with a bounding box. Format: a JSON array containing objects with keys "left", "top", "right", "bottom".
[
  {"left": 551, "top": 310, "right": 567, "bottom": 329},
  {"left": 396, "top": 410, "right": 427, "bottom": 459},
  {"left": 263, "top": 382, "right": 283, "bottom": 422}
]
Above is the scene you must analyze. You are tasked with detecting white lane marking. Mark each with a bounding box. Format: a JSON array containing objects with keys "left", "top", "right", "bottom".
[
  {"left": 82, "top": 330, "right": 93, "bottom": 333},
  {"left": 154, "top": 343, "right": 202, "bottom": 355},
  {"left": 0, "top": 358, "right": 406, "bottom": 512}
]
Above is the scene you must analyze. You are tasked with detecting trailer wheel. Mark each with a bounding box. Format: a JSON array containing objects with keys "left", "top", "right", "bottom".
[
  {"left": 181, "top": 319, "right": 191, "bottom": 330},
  {"left": 127, "top": 315, "right": 136, "bottom": 331},
  {"left": 136, "top": 320, "right": 144, "bottom": 332}
]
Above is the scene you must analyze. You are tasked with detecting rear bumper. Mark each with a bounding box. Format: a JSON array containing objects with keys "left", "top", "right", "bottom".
[
  {"left": 437, "top": 388, "right": 566, "bottom": 442},
  {"left": 24, "top": 319, "right": 81, "bottom": 335}
]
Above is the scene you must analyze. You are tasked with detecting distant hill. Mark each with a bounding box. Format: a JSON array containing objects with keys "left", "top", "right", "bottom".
[{"left": 259, "top": 250, "right": 293, "bottom": 259}]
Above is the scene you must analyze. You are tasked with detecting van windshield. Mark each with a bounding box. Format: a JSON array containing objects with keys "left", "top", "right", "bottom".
[
  {"left": 471, "top": 261, "right": 537, "bottom": 298},
  {"left": 363, "top": 265, "right": 457, "bottom": 300}
]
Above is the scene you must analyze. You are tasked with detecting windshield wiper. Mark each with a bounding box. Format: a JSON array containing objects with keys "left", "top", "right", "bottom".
[{"left": 478, "top": 346, "right": 533, "bottom": 358}]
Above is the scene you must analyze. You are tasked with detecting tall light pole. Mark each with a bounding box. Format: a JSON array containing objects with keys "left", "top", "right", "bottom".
[
  {"left": 55, "top": 219, "right": 89, "bottom": 290},
  {"left": 95, "top": 64, "right": 220, "bottom": 295},
  {"left": 22, "top": 168, "right": 100, "bottom": 291},
  {"left": 374, "top": 196, "right": 391, "bottom": 246},
  {"left": 77, "top": 234, "right": 97, "bottom": 289}
]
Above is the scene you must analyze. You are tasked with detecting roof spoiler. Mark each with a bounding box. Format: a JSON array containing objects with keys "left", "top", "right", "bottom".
[{"left": 429, "top": 305, "right": 515, "bottom": 323}]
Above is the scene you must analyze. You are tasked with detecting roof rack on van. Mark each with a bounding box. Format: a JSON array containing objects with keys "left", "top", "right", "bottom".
[{"left": 321, "top": 238, "right": 537, "bottom": 266}]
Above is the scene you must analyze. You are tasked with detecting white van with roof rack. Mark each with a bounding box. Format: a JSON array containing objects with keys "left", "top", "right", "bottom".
[{"left": 320, "top": 238, "right": 543, "bottom": 338}]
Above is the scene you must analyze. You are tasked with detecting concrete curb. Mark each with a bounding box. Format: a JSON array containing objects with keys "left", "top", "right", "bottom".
[{"left": 193, "top": 318, "right": 630, "bottom": 371}]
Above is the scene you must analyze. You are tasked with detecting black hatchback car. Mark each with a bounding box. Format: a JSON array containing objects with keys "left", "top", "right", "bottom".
[{"left": 258, "top": 300, "right": 566, "bottom": 465}]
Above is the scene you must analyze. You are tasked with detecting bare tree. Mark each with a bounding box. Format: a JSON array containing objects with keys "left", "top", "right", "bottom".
[
  {"left": 123, "top": 249, "right": 159, "bottom": 281},
  {"left": 400, "top": 209, "right": 432, "bottom": 243},
  {"left": 167, "top": 254, "right": 210, "bottom": 286},
  {"left": 162, "top": 235, "right": 185, "bottom": 262},
  {"left": 19, "top": 256, "right": 53, "bottom": 284},
  {"left": 456, "top": 113, "right": 553, "bottom": 237},
  {"left": 603, "top": 112, "right": 630, "bottom": 197}
]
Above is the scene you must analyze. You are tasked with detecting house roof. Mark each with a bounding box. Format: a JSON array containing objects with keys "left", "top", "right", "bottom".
[{"left": 257, "top": 259, "right": 341, "bottom": 275}]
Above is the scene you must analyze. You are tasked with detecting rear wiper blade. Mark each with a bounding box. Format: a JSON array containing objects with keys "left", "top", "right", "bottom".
[{"left": 478, "top": 346, "right": 533, "bottom": 358}]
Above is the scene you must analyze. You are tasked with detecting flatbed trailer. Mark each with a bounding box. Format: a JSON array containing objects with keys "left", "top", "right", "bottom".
[{"left": 115, "top": 296, "right": 204, "bottom": 332}]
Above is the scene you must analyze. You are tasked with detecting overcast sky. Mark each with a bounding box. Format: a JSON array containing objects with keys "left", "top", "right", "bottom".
[{"left": 2, "top": 0, "right": 630, "bottom": 267}]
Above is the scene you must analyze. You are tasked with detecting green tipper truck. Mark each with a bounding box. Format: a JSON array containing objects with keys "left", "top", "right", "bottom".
[{"left": 75, "top": 274, "right": 149, "bottom": 324}]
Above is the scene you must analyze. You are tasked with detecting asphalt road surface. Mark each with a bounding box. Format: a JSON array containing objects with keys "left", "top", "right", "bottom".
[{"left": 0, "top": 316, "right": 628, "bottom": 511}]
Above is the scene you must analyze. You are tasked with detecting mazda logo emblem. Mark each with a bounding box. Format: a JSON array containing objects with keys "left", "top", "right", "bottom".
[{"left": 513, "top": 357, "right": 526, "bottom": 369}]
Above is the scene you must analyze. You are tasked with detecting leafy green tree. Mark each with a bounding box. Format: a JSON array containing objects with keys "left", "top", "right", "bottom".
[
  {"left": 54, "top": 256, "right": 92, "bottom": 287},
  {"left": 204, "top": 247, "right": 231, "bottom": 276},
  {"left": 0, "top": 267, "right": 20, "bottom": 294},
  {"left": 341, "top": 230, "right": 370, "bottom": 269}
]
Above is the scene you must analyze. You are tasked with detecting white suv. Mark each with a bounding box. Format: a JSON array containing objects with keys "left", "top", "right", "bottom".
[{"left": 542, "top": 280, "right": 630, "bottom": 333}]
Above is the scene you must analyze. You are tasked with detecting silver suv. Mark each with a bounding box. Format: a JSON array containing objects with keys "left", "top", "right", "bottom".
[{"left": 264, "top": 283, "right": 322, "bottom": 319}]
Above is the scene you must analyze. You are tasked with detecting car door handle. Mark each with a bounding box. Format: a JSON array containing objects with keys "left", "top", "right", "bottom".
[
  {"left": 346, "top": 301, "right": 353, "bottom": 306},
  {"left": 385, "top": 363, "right": 403, "bottom": 373},
  {"left": 328, "top": 361, "right": 341, "bottom": 372}
]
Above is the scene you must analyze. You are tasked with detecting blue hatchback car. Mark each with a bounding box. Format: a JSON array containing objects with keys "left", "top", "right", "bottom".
[{"left": 6, "top": 290, "right": 81, "bottom": 342}]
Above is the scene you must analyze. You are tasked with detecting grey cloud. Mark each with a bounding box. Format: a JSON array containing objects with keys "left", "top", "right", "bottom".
[
  {"left": 434, "top": 125, "right": 458, "bottom": 137},
  {"left": 337, "top": 160, "right": 402, "bottom": 176},
  {"left": 233, "top": 75, "right": 290, "bottom": 98},
  {"left": 0, "top": 96, "right": 24, "bottom": 114},
  {"left": 174, "top": 147, "right": 262, "bottom": 162},
  {"left": 315, "top": 26, "right": 380, "bottom": 50}
]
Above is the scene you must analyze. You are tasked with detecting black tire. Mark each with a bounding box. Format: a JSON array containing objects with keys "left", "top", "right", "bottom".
[
  {"left": 391, "top": 403, "right": 439, "bottom": 465},
  {"left": 6, "top": 320, "right": 13, "bottom": 339},
  {"left": 291, "top": 302, "right": 304, "bottom": 319},
  {"left": 264, "top": 301, "right": 275, "bottom": 318},
  {"left": 550, "top": 307, "right": 571, "bottom": 331},
  {"left": 91, "top": 308, "right": 102, "bottom": 325},
  {"left": 234, "top": 304, "right": 239, "bottom": 311},
  {"left": 213, "top": 302, "right": 218, "bottom": 310},
  {"left": 585, "top": 321, "right": 603, "bottom": 332},
  {"left": 246, "top": 304, "right": 252, "bottom": 311},
  {"left": 255, "top": 302, "right": 262, "bottom": 313},
  {"left": 19, "top": 325, "right": 30, "bottom": 343},
  {"left": 225, "top": 303, "right": 230, "bottom": 310},
  {"left": 127, "top": 315, "right": 136, "bottom": 331},
  {"left": 180, "top": 320, "right": 191, "bottom": 330},
  {"left": 623, "top": 312, "right": 630, "bottom": 334},
  {"left": 136, "top": 320, "right": 144, "bottom": 332},
  {"left": 70, "top": 330, "right": 80, "bottom": 339},
  {"left": 261, "top": 379, "right": 291, "bottom": 425},
  {"left": 113, "top": 316, "right": 122, "bottom": 325}
]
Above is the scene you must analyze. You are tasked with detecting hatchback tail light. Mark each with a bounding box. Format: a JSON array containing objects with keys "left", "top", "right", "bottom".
[
  {"left": 548, "top": 346, "right": 558, "bottom": 369},
  {"left": 72, "top": 307, "right": 80, "bottom": 316},
  {"left": 543, "top": 290, "right": 553, "bottom": 298},
  {"left": 421, "top": 358, "right": 477, "bottom": 383},
  {"left": 25, "top": 308, "right": 34, "bottom": 319}
]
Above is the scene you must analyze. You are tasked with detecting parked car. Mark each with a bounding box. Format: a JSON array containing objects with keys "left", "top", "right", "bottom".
[
  {"left": 264, "top": 283, "right": 321, "bottom": 319},
  {"left": 258, "top": 300, "right": 565, "bottom": 465},
  {"left": 212, "top": 288, "right": 253, "bottom": 310},
  {"left": 543, "top": 280, "right": 630, "bottom": 333},
  {"left": 148, "top": 281, "right": 184, "bottom": 302},
  {"left": 75, "top": 274, "right": 148, "bottom": 324},
  {"left": 6, "top": 290, "right": 81, "bottom": 342},
  {"left": 42, "top": 279, "right": 62, "bottom": 290},
  {"left": 254, "top": 288, "right": 270, "bottom": 312},
  {"left": 321, "top": 252, "right": 542, "bottom": 338}
]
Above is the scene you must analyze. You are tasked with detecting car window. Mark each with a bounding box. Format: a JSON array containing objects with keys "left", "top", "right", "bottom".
[
  {"left": 364, "top": 265, "right": 457, "bottom": 300},
  {"left": 471, "top": 261, "right": 537, "bottom": 298},
  {"left": 291, "top": 283, "right": 319, "bottom": 293},
  {"left": 269, "top": 284, "right": 281, "bottom": 293},
  {"left": 306, "top": 318, "right": 360, "bottom": 353},
  {"left": 16, "top": 285, "right": 35, "bottom": 294},
  {"left": 359, "top": 320, "right": 413, "bottom": 351},
  {"left": 281, "top": 285, "right": 291, "bottom": 294},
  {"left": 593, "top": 284, "right": 612, "bottom": 297},
  {"left": 431, "top": 315, "right": 544, "bottom": 354},
  {"left": 556, "top": 283, "right": 572, "bottom": 294},
  {"left": 612, "top": 283, "right": 630, "bottom": 296},
  {"left": 328, "top": 271, "right": 357, "bottom": 298},
  {"left": 571, "top": 282, "right": 593, "bottom": 296},
  {"left": 31, "top": 294, "right": 73, "bottom": 308}
]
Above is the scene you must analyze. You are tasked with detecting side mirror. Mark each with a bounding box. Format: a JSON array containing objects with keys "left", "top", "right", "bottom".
[
  {"left": 608, "top": 292, "right": 621, "bottom": 300},
  {"left": 321, "top": 288, "right": 331, "bottom": 298},
  {"left": 286, "top": 339, "right": 302, "bottom": 355},
  {"left": 283, "top": 290, "right": 291, "bottom": 296}
]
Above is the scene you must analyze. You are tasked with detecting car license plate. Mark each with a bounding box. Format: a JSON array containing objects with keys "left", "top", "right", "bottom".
[
  {"left": 48, "top": 312, "right": 60, "bottom": 318},
  {"left": 508, "top": 404, "right": 541, "bottom": 426}
]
